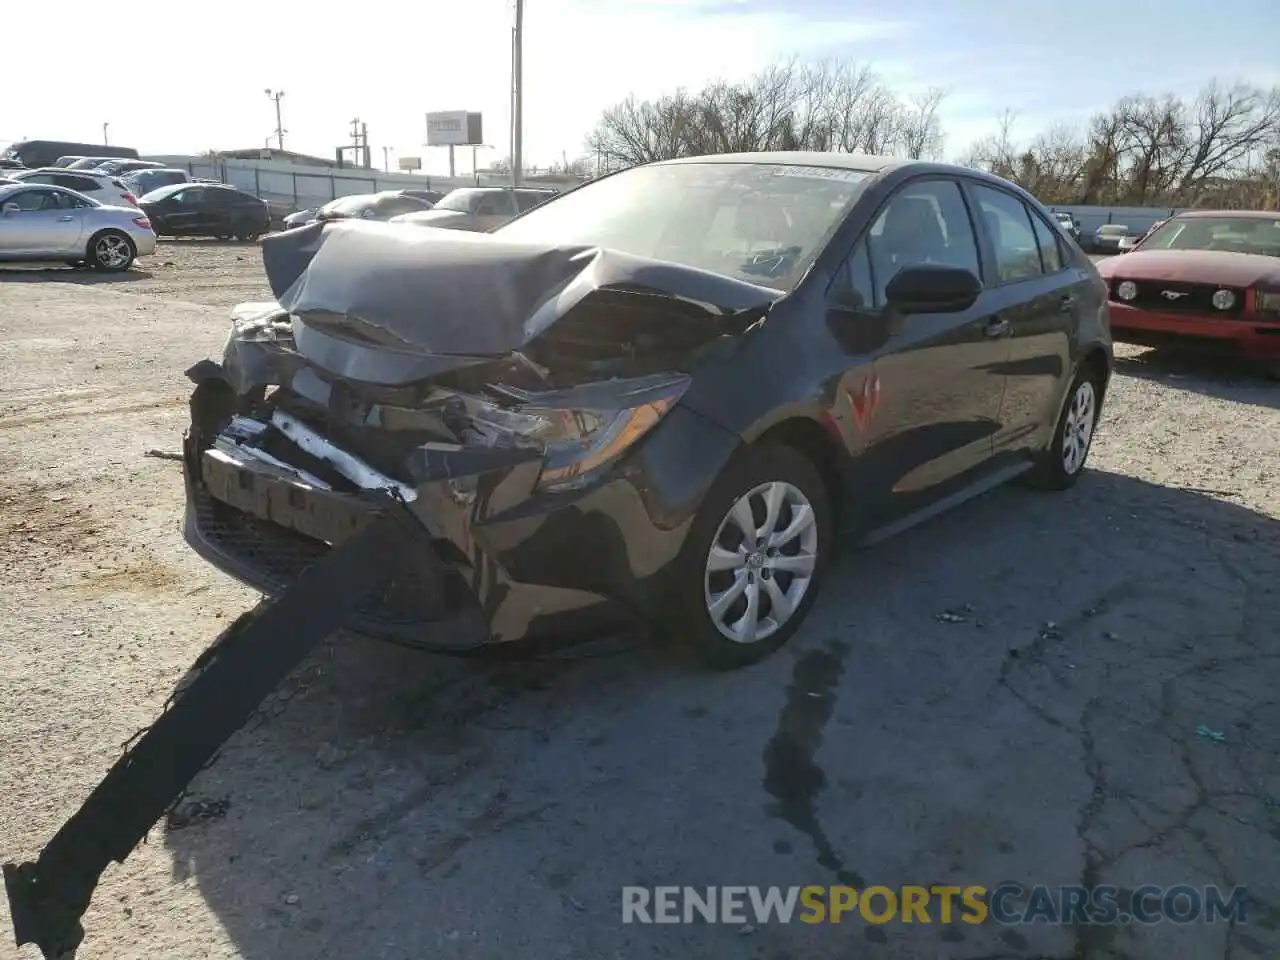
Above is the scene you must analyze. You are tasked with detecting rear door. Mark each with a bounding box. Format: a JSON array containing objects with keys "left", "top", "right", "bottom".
[{"left": 964, "top": 182, "right": 1083, "bottom": 456}]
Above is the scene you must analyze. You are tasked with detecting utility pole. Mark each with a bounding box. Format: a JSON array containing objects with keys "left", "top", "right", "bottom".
[
  {"left": 382, "top": 146, "right": 390, "bottom": 172},
  {"left": 512, "top": 0, "right": 523, "bottom": 187},
  {"left": 102, "top": 122, "right": 109, "bottom": 146},
  {"left": 264, "top": 89, "right": 286, "bottom": 151}
]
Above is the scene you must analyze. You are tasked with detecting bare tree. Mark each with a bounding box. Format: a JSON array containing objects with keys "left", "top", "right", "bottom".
[
  {"left": 959, "top": 79, "right": 1280, "bottom": 207},
  {"left": 584, "top": 58, "right": 948, "bottom": 165},
  {"left": 897, "top": 87, "right": 947, "bottom": 159},
  {"left": 1177, "top": 81, "right": 1280, "bottom": 190}
]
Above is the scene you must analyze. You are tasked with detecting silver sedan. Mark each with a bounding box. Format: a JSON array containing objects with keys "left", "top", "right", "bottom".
[{"left": 0, "top": 182, "right": 156, "bottom": 272}]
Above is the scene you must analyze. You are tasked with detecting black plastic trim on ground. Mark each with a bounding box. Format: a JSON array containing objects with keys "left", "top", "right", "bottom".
[{"left": 3, "top": 503, "right": 420, "bottom": 960}]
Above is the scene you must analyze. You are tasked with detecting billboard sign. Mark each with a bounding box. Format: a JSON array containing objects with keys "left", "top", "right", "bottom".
[
  {"left": 426, "top": 111, "right": 483, "bottom": 147},
  {"left": 398, "top": 156, "right": 422, "bottom": 171}
]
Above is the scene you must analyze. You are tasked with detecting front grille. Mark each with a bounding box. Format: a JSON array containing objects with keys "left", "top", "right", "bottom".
[
  {"left": 191, "top": 484, "right": 476, "bottom": 631},
  {"left": 1113, "top": 279, "right": 1245, "bottom": 318}
]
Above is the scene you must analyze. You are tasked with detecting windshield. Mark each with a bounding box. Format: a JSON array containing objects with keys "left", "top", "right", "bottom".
[
  {"left": 1140, "top": 216, "right": 1280, "bottom": 257},
  {"left": 495, "top": 161, "right": 871, "bottom": 291},
  {"left": 434, "top": 189, "right": 484, "bottom": 213},
  {"left": 319, "top": 195, "right": 375, "bottom": 217},
  {"left": 139, "top": 183, "right": 187, "bottom": 203}
]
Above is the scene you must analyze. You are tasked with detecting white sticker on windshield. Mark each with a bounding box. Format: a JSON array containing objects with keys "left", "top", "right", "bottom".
[{"left": 772, "top": 166, "right": 867, "bottom": 182}]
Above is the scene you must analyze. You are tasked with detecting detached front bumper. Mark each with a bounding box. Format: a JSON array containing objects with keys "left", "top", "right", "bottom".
[
  {"left": 1109, "top": 303, "right": 1280, "bottom": 360},
  {"left": 181, "top": 380, "right": 740, "bottom": 651}
]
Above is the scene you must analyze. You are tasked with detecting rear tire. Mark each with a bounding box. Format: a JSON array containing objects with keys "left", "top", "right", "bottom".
[
  {"left": 1024, "top": 364, "right": 1102, "bottom": 491},
  {"left": 86, "top": 230, "right": 136, "bottom": 272},
  {"left": 664, "top": 445, "right": 833, "bottom": 668}
]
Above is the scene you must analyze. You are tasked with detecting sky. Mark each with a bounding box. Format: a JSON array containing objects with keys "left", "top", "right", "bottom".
[{"left": 3, "top": 0, "right": 1277, "bottom": 176}]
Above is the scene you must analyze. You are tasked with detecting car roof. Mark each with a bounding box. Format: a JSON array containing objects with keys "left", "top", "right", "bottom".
[
  {"left": 21, "top": 167, "right": 107, "bottom": 176},
  {"left": 1172, "top": 209, "right": 1280, "bottom": 221},
  {"left": 657, "top": 150, "right": 902, "bottom": 172}
]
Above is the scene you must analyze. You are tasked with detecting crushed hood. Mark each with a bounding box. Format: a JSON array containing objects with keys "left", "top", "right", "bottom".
[{"left": 260, "top": 219, "right": 782, "bottom": 359}]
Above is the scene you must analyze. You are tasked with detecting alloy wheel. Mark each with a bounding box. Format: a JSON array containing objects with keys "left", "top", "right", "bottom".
[
  {"left": 1061, "top": 379, "right": 1097, "bottom": 475},
  {"left": 95, "top": 235, "right": 130, "bottom": 269},
  {"left": 703, "top": 481, "right": 819, "bottom": 644}
]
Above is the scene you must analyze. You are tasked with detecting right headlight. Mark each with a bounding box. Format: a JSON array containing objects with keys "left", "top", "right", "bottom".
[
  {"left": 526, "top": 376, "right": 691, "bottom": 493},
  {"left": 1116, "top": 281, "right": 1138, "bottom": 301},
  {"left": 465, "top": 374, "right": 692, "bottom": 494}
]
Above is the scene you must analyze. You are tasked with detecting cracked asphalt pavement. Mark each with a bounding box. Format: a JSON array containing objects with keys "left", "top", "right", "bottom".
[{"left": 1, "top": 245, "right": 1278, "bottom": 959}]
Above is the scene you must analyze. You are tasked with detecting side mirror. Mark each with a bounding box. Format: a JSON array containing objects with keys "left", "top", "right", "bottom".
[
  {"left": 2, "top": 202, "right": 19, "bottom": 217},
  {"left": 884, "top": 264, "right": 981, "bottom": 314}
]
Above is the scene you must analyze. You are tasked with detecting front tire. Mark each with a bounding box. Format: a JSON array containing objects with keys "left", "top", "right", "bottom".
[
  {"left": 86, "top": 230, "right": 136, "bottom": 272},
  {"left": 1025, "top": 364, "right": 1101, "bottom": 490},
  {"left": 668, "top": 445, "right": 833, "bottom": 668}
]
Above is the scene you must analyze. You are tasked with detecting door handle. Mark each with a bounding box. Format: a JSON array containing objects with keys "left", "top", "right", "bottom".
[
  {"left": 1059, "top": 295, "right": 1077, "bottom": 313},
  {"left": 57, "top": 215, "right": 74, "bottom": 222},
  {"left": 983, "top": 317, "right": 1010, "bottom": 338}
]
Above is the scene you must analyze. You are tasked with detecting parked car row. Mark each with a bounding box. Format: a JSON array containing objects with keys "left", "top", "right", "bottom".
[{"left": 277, "top": 185, "right": 559, "bottom": 235}]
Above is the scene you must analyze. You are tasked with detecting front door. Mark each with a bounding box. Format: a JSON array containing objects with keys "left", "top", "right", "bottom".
[
  {"left": 843, "top": 177, "right": 1009, "bottom": 521},
  {"left": 964, "top": 182, "right": 1083, "bottom": 455},
  {"left": 0, "top": 188, "right": 86, "bottom": 256},
  {"left": 162, "top": 187, "right": 208, "bottom": 235}
]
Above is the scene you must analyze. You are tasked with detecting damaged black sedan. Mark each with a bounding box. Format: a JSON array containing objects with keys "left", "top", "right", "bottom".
[{"left": 181, "top": 152, "right": 1112, "bottom": 666}]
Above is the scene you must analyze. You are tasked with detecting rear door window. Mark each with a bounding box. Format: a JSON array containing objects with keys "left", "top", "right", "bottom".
[
  {"left": 515, "top": 191, "right": 550, "bottom": 212},
  {"left": 971, "top": 184, "right": 1044, "bottom": 283},
  {"left": 1028, "top": 211, "right": 1064, "bottom": 273},
  {"left": 474, "top": 192, "right": 510, "bottom": 216}
]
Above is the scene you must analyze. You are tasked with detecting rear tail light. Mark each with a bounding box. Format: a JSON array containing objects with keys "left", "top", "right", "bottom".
[
  {"left": 123, "top": 192, "right": 139, "bottom": 205},
  {"left": 134, "top": 216, "right": 152, "bottom": 230}
]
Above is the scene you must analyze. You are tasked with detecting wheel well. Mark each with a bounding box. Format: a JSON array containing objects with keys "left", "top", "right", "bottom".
[
  {"left": 87, "top": 227, "right": 129, "bottom": 244},
  {"left": 1079, "top": 347, "right": 1110, "bottom": 402},
  {"left": 751, "top": 418, "right": 845, "bottom": 525}
]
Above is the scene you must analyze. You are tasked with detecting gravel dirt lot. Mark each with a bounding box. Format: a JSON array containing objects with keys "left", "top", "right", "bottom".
[{"left": 1, "top": 241, "right": 1278, "bottom": 960}]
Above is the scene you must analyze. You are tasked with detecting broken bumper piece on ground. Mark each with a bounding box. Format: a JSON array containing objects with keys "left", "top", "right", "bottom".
[{"left": 3, "top": 505, "right": 421, "bottom": 960}]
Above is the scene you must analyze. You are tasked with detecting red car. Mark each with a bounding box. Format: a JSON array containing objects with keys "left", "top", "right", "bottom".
[{"left": 1097, "top": 210, "right": 1280, "bottom": 372}]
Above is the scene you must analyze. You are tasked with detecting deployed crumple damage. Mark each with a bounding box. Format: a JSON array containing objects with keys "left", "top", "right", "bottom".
[
  {"left": 202, "top": 218, "right": 780, "bottom": 488},
  {"left": 182, "top": 219, "right": 778, "bottom": 645},
  {"left": 260, "top": 218, "right": 779, "bottom": 361}
]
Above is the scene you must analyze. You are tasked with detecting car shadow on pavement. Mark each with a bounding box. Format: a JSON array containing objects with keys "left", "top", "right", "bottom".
[
  {"left": 0, "top": 266, "right": 152, "bottom": 284},
  {"left": 157, "top": 469, "right": 1280, "bottom": 960},
  {"left": 1115, "top": 346, "right": 1279, "bottom": 409},
  {"left": 158, "top": 238, "right": 261, "bottom": 246}
]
